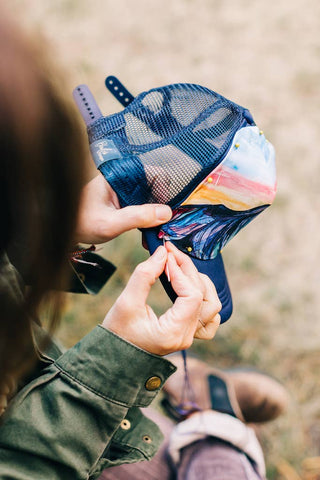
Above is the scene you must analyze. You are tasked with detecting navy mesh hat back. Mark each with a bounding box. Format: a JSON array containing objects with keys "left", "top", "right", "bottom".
[
  {"left": 74, "top": 80, "right": 276, "bottom": 323},
  {"left": 88, "top": 83, "right": 255, "bottom": 209}
]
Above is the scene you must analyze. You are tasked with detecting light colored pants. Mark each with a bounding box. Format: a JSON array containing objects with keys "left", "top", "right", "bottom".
[{"left": 100, "top": 409, "right": 264, "bottom": 480}]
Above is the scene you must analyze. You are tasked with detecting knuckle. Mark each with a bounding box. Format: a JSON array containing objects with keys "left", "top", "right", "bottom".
[
  {"left": 169, "top": 341, "right": 181, "bottom": 353},
  {"left": 201, "top": 274, "right": 214, "bottom": 291},
  {"left": 190, "top": 290, "right": 203, "bottom": 305},
  {"left": 203, "top": 331, "right": 215, "bottom": 340},
  {"left": 160, "top": 337, "right": 180, "bottom": 353},
  {"left": 207, "top": 303, "right": 222, "bottom": 322},
  {"left": 187, "top": 257, "right": 199, "bottom": 273},
  {"left": 214, "top": 313, "right": 221, "bottom": 325},
  {"left": 194, "top": 330, "right": 205, "bottom": 340},
  {"left": 199, "top": 272, "right": 210, "bottom": 282},
  {"left": 206, "top": 297, "right": 221, "bottom": 313},
  {"left": 208, "top": 331, "right": 216, "bottom": 339},
  {"left": 134, "top": 263, "right": 154, "bottom": 282},
  {"left": 182, "top": 337, "right": 193, "bottom": 350},
  {"left": 168, "top": 337, "right": 191, "bottom": 352},
  {"left": 199, "top": 272, "right": 217, "bottom": 292}
]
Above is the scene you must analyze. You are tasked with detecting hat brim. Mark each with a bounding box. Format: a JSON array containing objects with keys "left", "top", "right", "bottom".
[{"left": 143, "top": 228, "right": 233, "bottom": 323}]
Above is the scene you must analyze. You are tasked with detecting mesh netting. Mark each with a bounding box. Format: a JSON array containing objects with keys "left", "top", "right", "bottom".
[{"left": 88, "top": 83, "right": 254, "bottom": 208}]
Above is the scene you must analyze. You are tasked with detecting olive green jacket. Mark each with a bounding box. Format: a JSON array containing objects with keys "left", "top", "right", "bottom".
[{"left": 0, "top": 254, "right": 176, "bottom": 479}]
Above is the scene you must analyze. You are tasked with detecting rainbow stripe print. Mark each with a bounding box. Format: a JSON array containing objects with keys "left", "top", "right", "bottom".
[{"left": 159, "top": 126, "right": 276, "bottom": 260}]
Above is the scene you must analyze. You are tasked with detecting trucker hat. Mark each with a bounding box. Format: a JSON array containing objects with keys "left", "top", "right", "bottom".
[{"left": 73, "top": 78, "right": 276, "bottom": 322}]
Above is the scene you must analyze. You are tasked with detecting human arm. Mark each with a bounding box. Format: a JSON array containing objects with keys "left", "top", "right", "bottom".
[
  {"left": 0, "top": 327, "right": 176, "bottom": 480},
  {"left": 0, "top": 246, "right": 221, "bottom": 480}
]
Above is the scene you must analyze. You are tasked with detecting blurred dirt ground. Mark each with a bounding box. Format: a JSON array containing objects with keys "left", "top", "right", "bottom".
[{"left": 6, "top": 0, "right": 320, "bottom": 478}]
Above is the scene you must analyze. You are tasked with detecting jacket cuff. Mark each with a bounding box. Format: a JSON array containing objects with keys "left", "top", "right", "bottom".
[{"left": 55, "top": 325, "right": 176, "bottom": 408}]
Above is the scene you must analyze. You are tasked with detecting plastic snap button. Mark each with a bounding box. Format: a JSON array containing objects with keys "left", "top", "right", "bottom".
[
  {"left": 145, "top": 376, "right": 162, "bottom": 391},
  {"left": 120, "top": 419, "right": 131, "bottom": 430},
  {"left": 143, "top": 435, "right": 152, "bottom": 444}
]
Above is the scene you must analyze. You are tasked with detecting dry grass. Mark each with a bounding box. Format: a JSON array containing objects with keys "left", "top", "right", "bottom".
[{"left": 7, "top": 0, "right": 320, "bottom": 478}]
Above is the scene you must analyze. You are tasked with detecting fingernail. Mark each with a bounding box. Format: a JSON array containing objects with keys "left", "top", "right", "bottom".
[
  {"left": 153, "top": 246, "right": 167, "bottom": 261},
  {"left": 155, "top": 205, "right": 172, "bottom": 221}
]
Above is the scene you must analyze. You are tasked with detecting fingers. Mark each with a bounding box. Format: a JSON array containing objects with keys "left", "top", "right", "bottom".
[
  {"left": 107, "top": 204, "right": 172, "bottom": 239},
  {"left": 195, "top": 313, "right": 221, "bottom": 340},
  {"left": 119, "top": 246, "right": 167, "bottom": 307},
  {"left": 200, "top": 272, "right": 222, "bottom": 318},
  {"left": 103, "top": 243, "right": 221, "bottom": 355},
  {"left": 166, "top": 250, "right": 202, "bottom": 300},
  {"left": 195, "top": 273, "right": 222, "bottom": 340},
  {"left": 159, "top": 252, "right": 203, "bottom": 349},
  {"left": 165, "top": 241, "right": 198, "bottom": 276},
  {"left": 165, "top": 243, "right": 221, "bottom": 342},
  {"left": 165, "top": 241, "right": 204, "bottom": 296}
]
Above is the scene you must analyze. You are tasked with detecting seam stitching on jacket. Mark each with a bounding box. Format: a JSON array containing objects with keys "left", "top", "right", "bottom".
[
  {"left": 103, "top": 441, "right": 152, "bottom": 461},
  {"left": 54, "top": 365, "right": 153, "bottom": 407}
]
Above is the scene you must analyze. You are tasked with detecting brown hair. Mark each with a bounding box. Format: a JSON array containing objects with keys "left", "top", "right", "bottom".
[{"left": 0, "top": 14, "right": 86, "bottom": 390}]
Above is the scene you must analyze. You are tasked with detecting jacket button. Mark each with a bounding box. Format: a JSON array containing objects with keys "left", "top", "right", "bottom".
[
  {"left": 145, "top": 376, "right": 161, "bottom": 391},
  {"left": 120, "top": 419, "right": 131, "bottom": 430}
]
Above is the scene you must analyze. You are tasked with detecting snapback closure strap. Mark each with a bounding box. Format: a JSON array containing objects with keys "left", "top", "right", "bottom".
[{"left": 105, "top": 76, "right": 135, "bottom": 107}]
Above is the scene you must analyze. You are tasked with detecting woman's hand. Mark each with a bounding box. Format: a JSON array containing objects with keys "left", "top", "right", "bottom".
[
  {"left": 75, "top": 174, "right": 172, "bottom": 244},
  {"left": 102, "top": 242, "right": 221, "bottom": 355}
]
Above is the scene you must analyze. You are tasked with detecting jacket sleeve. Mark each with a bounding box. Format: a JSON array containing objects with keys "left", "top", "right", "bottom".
[{"left": 0, "top": 326, "right": 176, "bottom": 480}]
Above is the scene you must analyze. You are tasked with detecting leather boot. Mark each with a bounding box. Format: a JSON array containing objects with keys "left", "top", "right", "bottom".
[{"left": 162, "top": 354, "right": 289, "bottom": 423}]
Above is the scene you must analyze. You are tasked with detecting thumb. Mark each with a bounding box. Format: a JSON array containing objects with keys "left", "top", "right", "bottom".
[
  {"left": 106, "top": 204, "right": 172, "bottom": 238},
  {"left": 120, "top": 246, "right": 168, "bottom": 307}
]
